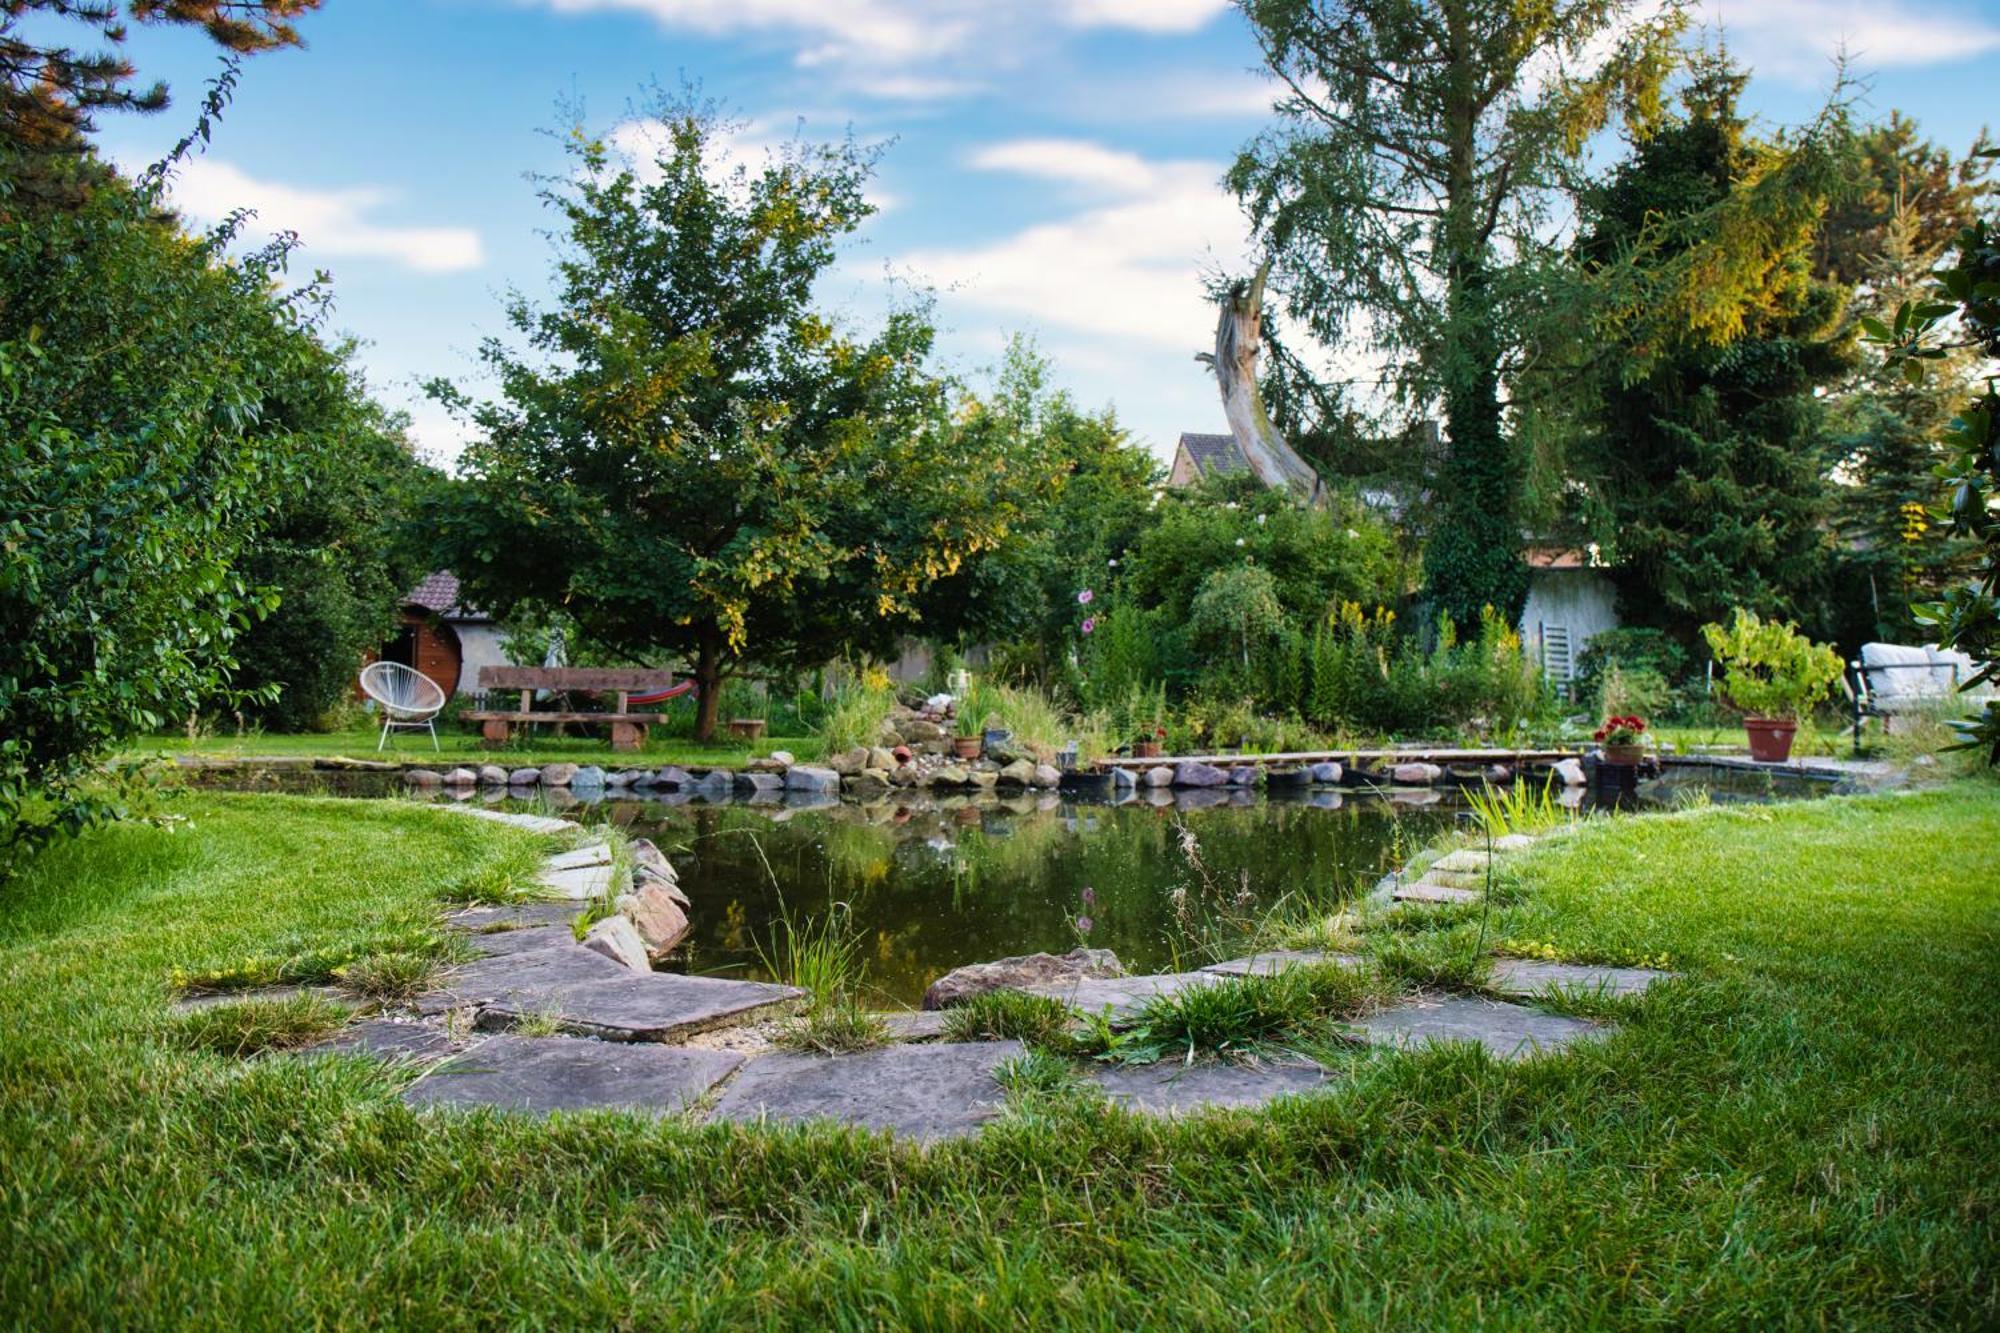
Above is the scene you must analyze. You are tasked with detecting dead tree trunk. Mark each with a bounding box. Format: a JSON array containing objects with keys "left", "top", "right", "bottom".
[{"left": 1204, "top": 262, "right": 1326, "bottom": 506}]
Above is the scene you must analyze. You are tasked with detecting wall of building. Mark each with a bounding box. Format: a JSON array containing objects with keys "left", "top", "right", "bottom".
[{"left": 1519, "top": 570, "right": 1620, "bottom": 691}]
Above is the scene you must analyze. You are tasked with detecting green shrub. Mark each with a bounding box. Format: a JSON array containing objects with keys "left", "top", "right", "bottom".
[{"left": 1701, "top": 609, "right": 1845, "bottom": 720}]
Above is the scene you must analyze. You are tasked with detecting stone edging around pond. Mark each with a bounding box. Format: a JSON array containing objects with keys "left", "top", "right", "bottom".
[{"left": 165, "top": 803, "right": 1676, "bottom": 1142}]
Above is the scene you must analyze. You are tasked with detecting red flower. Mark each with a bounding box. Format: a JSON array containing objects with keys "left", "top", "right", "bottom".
[{"left": 1593, "top": 728, "right": 1607, "bottom": 741}]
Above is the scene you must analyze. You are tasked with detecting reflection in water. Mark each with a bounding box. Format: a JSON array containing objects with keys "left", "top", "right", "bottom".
[{"left": 603, "top": 794, "right": 1459, "bottom": 1007}]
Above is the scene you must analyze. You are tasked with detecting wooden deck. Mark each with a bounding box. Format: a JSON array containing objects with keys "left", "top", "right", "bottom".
[{"left": 1093, "top": 746, "right": 1579, "bottom": 771}]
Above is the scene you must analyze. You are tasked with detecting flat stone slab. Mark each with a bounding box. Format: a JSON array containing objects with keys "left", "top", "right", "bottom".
[
  {"left": 542, "top": 843, "right": 614, "bottom": 873},
  {"left": 1431, "top": 849, "right": 1491, "bottom": 873},
  {"left": 1202, "top": 950, "right": 1361, "bottom": 978},
  {"left": 449, "top": 902, "right": 582, "bottom": 932},
  {"left": 536, "top": 862, "right": 618, "bottom": 901},
  {"left": 1393, "top": 881, "right": 1481, "bottom": 906},
  {"left": 404, "top": 1035, "right": 742, "bottom": 1115},
  {"left": 709, "top": 1041, "right": 1023, "bottom": 1141},
  {"left": 1345, "top": 996, "right": 1604, "bottom": 1060},
  {"left": 1489, "top": 958, "right": 1674, "bottom": 1000},
  {"left": 1022, "top": 971, "right": 1219, "bottom": 1021},
  {"left": 877, "top": 1010, "right": 951, "bottom": 1041},
  {"left": 1091, "top": 1058, "right": 1329, "bottom": 1114},
  {"left": 307, "top": 1018, "right": 456, "bottom": 1062},
  {"left": 416, "top": 944, "right": 633, "bottom": 1015},
  {"left": 477, "top": 972, "right": 806, "bottom": 1041},
  {"left": 439, "top": 806, "right": 575, "bottom": 835},
  {"left": 463, "top": 924, "right": 578, "bottom": 959}
]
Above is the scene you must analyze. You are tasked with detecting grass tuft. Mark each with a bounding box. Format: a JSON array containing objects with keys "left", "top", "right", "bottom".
[
  {"left": 332, "top": 949, "right": 453, "bottom": 1004},
  {"left": 1116, "top": 964, "right": 1386, "bottom": 1064},
  {"left": 941, "top": 989, "right": 1078, "bottom": 1049},
  {"left": 777, "top": 1003, "right": 888, "bottom": 1055},
  {"left": 167, "top": 993, "right": 348, "bottom": 1057}
]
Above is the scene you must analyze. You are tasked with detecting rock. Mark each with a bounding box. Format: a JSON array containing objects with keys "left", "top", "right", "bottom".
[
  {"left": 1432, "top": 849, "right": 1490, "bottom": 874},
  {"left": 476, "top": 764, "right": 509, "bottom": 786},
  {"left": 768, "top": 750, "right": 796, "bottom": 766},
  {"left": 695, "top": 768, "right": 734, "bottom": 793},
  {"left": 929, "top": 765, "right": 970, "bottom": 787},
  {"left": 541, "top": 763, "right": 580, "bottom": 787},
  {"left": 709, "top": 1041, "right": 1022, "bottom": 1141},
  {"left": 745, "top": 755, "right": 786, "bottom": 774},
  {"left": 404, "top": 1036, "right": 742, "bottom": 1115},
  {"left": 1228, "top": 766, "right": 1259, "bottom": 787},
  {"left": 868, "top": 747, "right": 898, "bottom": 771},
  {"left": 441, "top": 767, "right": 477, "bottom": 787},
  {"left": 605, "top": 768, "right": 636, "bottom": 787},
  {"left": 403, "top": 769, "right": 442, "bottom": 787},
  {"left": 1032, "top": 764, "right": 1061, "bottom": 789},
  {"left": 1391, "top": 762, "right": 1442, "bottom": 786},
  {"left": 889, "top": 765, "right": 920, "bottom": 787},
  {"left": 827, "top": 746, "right": 871, "bottom": 776},
  {"left": 1111, "top": 766, "right": 1137, "bottom": 792},
  {"left": 902, "top": 719, "right": 945, "bottom": 743},
  {"left": 852, "top": 769, "right": 893, "bottom": 793},
  {"left": 998, "top": 758, "right": 1037, "bottom": 786},
  {"left": 653, "top": 766, "right": 694, "bottom": 789},
  {"left": 570, "top": 765, "right": 606, "bottom": 791},
  {"left": 1493, "top": 834, "right": 1537, "bottom": 853},
  {"left": 735, "top": 770, "right": 785, "bottom": 797},
  {"left": 784, "top": 765, "right": 840, "bottom": 793},
  {"left": 1308, "top": 761, "right": 1344, "bottom": 784},
  {"left": 1174, "top": 761, "right": 1228, "bottom": 788},
  {"left": 922, "top": 948, "right": 1126, "bottom": 1010},
  {"left": 581, "top": 915, "right": 652, "bottom": 972},
  {"left": 507, "top": 767, "right": 541, "bottom": 786},
  {"left": 476, "top": 973, "right": 805, "bottom": 1041},
  {"left": 968, "top": 769, "right": 998, "bottom": 791},
  {"left": 918, "top": 739, "right": 954, "bottom": 758},
  {"left": 617, "top": 884, "right": 691, "bottom": 960},
  {"left": 308, "top": 1019, "right": 455, "bottom": 1063},
  {"left": 626, "top": 838, "right": 679, "bottom": 891},
  {"left": 1144, "top": 765, "right": 1175, "bottom": 788},
  {"left": 1552, "top": 758, "right": 1586, "bottom": 787}
]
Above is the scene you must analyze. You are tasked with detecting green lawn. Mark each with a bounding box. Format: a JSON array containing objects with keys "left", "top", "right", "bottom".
[
  {"left": 2, "top": 784, "right": 1996, "bottom": 1325},
  {"left": 129, "top": 724, "right": 825, "bottom": 769}
]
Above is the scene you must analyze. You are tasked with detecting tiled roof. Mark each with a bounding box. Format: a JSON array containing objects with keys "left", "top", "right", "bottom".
[
  {"left": 404, "top": 571, "right": 489, "bottom": 620},
  {"left": 1177, "top": 431, "right": 1249, "bottom": 478}
]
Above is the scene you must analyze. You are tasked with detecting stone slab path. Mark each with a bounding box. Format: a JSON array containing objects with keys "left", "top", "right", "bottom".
[
  {"left": 1489, "top": 958, "right": 1673, "bottom": 1000},
  {"left": 1393, "top": 880, "right": 1481, "bottom": 906},
  {"left": 415, "top": 942, "right": 632, "bottom": 1014},
  {"left": 439, "top": 806, "right": 576, "bottom": 836},
  {"left": 542, "top": 843, "right": 614, "bottom": 873},
  {"left": 711, "top": 1041, "right": 1024, "bottom": 1140},
  {"left": 1345, "top": 995, "right": 1603, "bottom": 1060},
  {"left": 1091, "top": 1059, "right": 1327, "bottom": 1114},
  {"left": 1202, "top": 950, "right": 1360, "bottom": 977},
  {"left": 450, "top": 902, "right": 581, "bottom": 932},
  {"left": 310, "top": 1018, "right": 455, "bottom": 1061},
  {"left": 536, "top": 862, "right": 618, "bottom": 901},
  {"left": 464, "top": 924, "right": 579, "bottom": 959},
  {"left": 1022, "top": 971, "right": 1219, "bottom": 1020},
  {"left": 405, "top": 1035, "right": 743, "bottom": 1115},
  {"left": 877, "top": 1011, "right": 951, "bottom": 1041},
  {"left": 477, "top": 972, "right": 805, "bottom": 1041}
]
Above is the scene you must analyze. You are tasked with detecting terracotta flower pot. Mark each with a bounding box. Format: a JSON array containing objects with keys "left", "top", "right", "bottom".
[
  {"left": 1132, "top": 739, "right": 1162, "bottom": 759},
  {"left": 1600, "top": 743, "right": 1644, "bottom": 766},
  {"left": 952, "top": 735, "right": 982, "bottom": 760},
  {"left": 1743, "top": 716, "right": 1797, "bottom": 763}
]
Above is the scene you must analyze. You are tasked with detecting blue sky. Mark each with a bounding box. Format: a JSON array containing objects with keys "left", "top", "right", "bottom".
[{"left": 91, "top": 0, "right": 2000, "bottom": 466}]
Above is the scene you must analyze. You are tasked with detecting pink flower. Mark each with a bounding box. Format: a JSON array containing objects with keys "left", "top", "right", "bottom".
[
  {"left": 1076, "top": 915, "right": 1094, "bottom": 935},
  {"left": 1078, "top": 589, "right": 1094, "bottom": 605},
  {"left": 1080, "top": 616, "right": 1097, "bottom": 635}
]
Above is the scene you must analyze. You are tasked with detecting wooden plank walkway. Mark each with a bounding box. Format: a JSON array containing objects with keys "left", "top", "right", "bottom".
[{"left": 1093, "top": 746, "right": 1579, "bottom": 771}]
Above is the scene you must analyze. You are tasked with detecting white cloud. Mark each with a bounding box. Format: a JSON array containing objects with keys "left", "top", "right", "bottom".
[
  {"left": 165, "top": 160, "right": 484, "bottom": 273},
  {"left": 1695, "top": 0, "right": 2000, "bottom": 81},
  {"left": 604, "top": 115, "right": 900, "bottom": 212},
  {"left": 901, "top": 144, "right": 1249, "bottom": 352},
  {"left": 1063, "top": 0, "right": 1229, "bottom": 33}
]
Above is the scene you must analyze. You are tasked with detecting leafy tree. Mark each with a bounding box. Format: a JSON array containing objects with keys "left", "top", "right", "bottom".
[
  {"left": 227, "top": 375, "right": 436, "bottom": 731},
  {"left": 430, "top": 96, "right": 1060, "bottom": 740},
  {"left": 1572, "top": 60, "right": 1853, "bottom": 645},
  {"left": 0, "top": 124, "right": 335, "bottom": 856},
  {"left": 1814, "top": 112, "right": 1996, "bottom": 288},
  {"left": 1227, "top": 0, "right": 1684, "bottom": 630}
]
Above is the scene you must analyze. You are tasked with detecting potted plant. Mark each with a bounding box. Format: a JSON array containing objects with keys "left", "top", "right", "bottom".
[
  {"left": 1593, "top": 714, "right": 1647, "bottom": 766},
  {"left": 1701, "top": 609, "right": 1844, "bottom": 762},
  {"left": 951, "top": 687, "right": 984, "bottom": 760},
  {"left": 1132, "top": 724, "right": 1167, "bottom": 760}
]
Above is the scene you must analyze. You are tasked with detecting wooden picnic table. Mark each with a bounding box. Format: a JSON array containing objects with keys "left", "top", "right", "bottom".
[{"left": 463, "top": 667, "right": 686, "bottom": 751}]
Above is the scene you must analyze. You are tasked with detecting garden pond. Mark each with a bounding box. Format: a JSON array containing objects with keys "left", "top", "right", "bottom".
[{"left": 192, "top": 763, "right": 1837, "bottom": 1007}]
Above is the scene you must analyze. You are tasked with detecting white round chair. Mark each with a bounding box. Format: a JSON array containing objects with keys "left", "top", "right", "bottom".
[{"left": 358, "top": 661, "right": 447, "bottom": 751}]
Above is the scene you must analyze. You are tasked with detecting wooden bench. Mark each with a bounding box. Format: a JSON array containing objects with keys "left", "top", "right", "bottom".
[{"left": 463, "top": 667, "right": 689, "bottom": 751}]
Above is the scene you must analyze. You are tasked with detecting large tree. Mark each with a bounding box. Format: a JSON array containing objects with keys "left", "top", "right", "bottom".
[
  {"left": 1573, "top": 59, "right": 1853, "bottom": 643},
  {"left": 1227, "top": 0, "right": 1684, "bottom": 630},
  {"left": 431, "top": 98, "right": 1060, "bottom": 740}
]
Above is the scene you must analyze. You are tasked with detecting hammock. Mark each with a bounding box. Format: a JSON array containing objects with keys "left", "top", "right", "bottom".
[{"left": 627, "top": 679, "right": 699, "bottom": 707}]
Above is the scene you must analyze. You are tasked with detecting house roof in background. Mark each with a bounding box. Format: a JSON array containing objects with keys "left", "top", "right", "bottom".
[
  {"left": 1176, "top": 431, "right": 1249, "bottom": 478},
  {"left": 404, "top": 571, "right": 490, "bottom": 621}
]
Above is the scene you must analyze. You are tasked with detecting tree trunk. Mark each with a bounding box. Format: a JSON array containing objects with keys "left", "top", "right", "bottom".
[
  {"left": 693, "top": 635, "right": 724, "bottom": 743},
  {"left": 1210, "top": 263, "right": 1326, "bottom": 504}
]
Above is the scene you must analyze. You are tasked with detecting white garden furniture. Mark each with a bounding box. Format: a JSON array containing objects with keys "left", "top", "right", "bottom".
[{"left": 359, "top": 661, "right": 446, "bottom": 751}]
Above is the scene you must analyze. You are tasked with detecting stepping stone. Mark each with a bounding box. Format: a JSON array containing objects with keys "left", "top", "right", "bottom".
[
  {"left": 463, "top": 924, "right": 578, "bottom": 959},
  {"left": 877, "top": 1011, "right": 951, "bottom": 1041},
  {"left": 1393, "top": 881, "right": 1481, "bottom": 906},
  {"left": 1489, "top": 958, "right": 1674, "bottom": 1000},
  {"left": 1345, "top": 996, "right": 1603, "bottom": 1060},
  {"left": 709, "top": 1041, "right": 1023, "bottom": 1141},
  {"left": 1091, "top": 1058, "right": 1329, "bottom": 1115},
  {"left": 416, "top": 944, "right": 633, "bottom": 1015},
  {"left": 477, "top": 972, "right": 807, "bottom": 1041},
  {"left": 439, "top": 806, "right": 575, "bottom": 835},
  {"left": 449, "top": 902, "right": 581, "bottom": 932},
  {"left": 536, "top": 862, "right": 618, "bottom": 901},
  {"left": 307, "top": 1019, "right": 456, "bottom": 1062},
  {"left": 404, "top": 1035, "right": 742, "bottom": 1115},
  {"left": 1431, "top": 849, "right": 1491, "bottom": 873},
  {"left": 542, "top": 843, "right": 614, "bottom": 873},
  {"left": 1492, "top": 834, "right": 1537, "bottom": 853},
  {"left": 1022, "top": 971, "right": 1219, "bottom": 1022},
  {"left": 1202, "top": 950, "right": 1361, "bottom": 977}
]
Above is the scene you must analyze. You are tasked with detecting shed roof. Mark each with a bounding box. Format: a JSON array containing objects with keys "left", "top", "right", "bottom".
[
  {"left": 1176, "top": 431, "right": 1250, "bottom": 479},
  {"left": 404, "top": 571, "right": 490, "bottom": 621}
]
